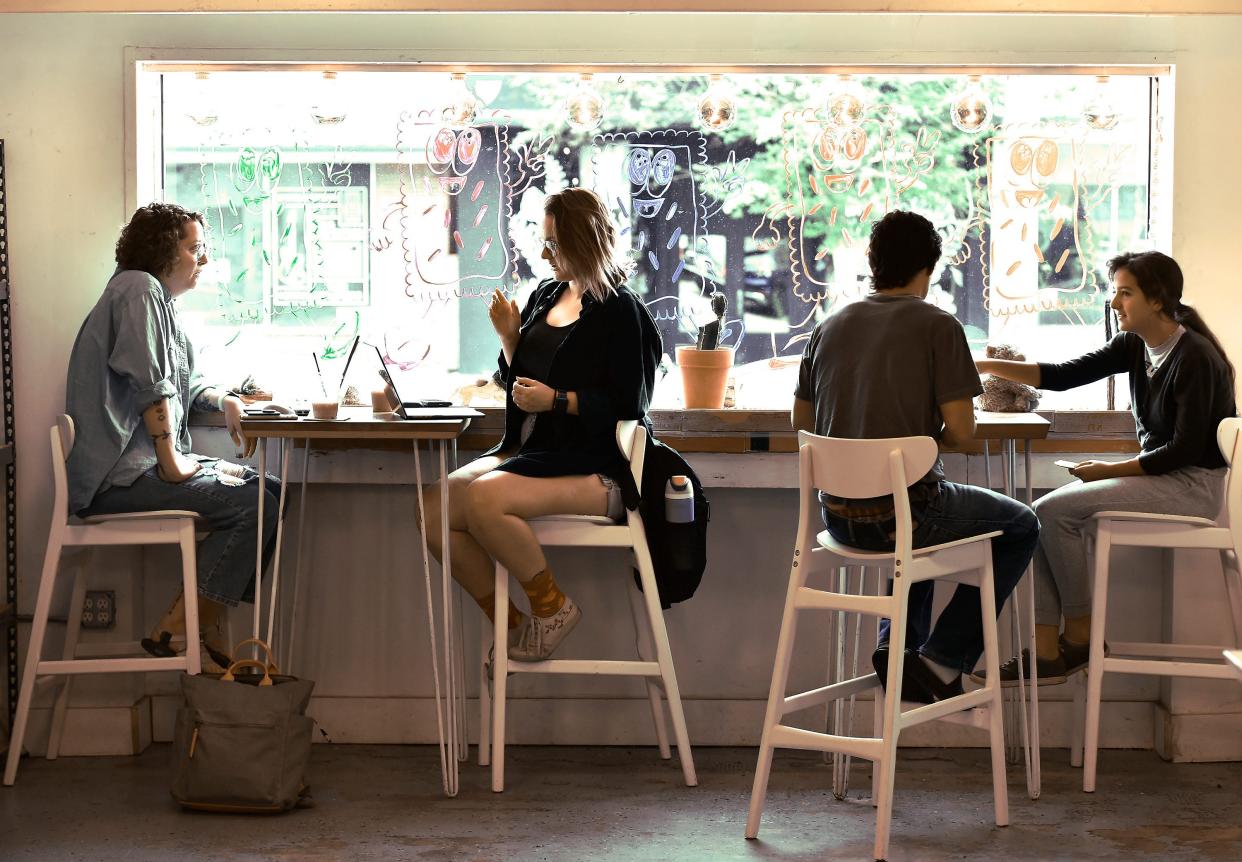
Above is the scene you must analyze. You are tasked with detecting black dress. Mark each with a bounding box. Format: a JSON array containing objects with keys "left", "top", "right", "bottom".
[{"left": 487, "top": 278, "right": 663, "bottom": 510}]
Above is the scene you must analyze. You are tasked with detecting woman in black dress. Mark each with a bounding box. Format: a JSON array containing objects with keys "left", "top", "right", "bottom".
[{"left": 424, "top": 188, "right": 661, "bottom": 661}]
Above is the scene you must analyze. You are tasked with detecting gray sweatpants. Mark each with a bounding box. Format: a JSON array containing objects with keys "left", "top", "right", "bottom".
[{"left": 1031, "top": 466, "right": 1226, "bottom": 626}]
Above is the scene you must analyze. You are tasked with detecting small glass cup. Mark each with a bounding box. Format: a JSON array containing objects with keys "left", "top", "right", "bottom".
[{"left": 311, "top": 399, "right": 340, "bottom": 420}]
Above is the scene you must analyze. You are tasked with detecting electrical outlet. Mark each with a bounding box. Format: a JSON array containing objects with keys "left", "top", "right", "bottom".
[{"left": 82, "top": 590, "right": 116, "bottom": 630}]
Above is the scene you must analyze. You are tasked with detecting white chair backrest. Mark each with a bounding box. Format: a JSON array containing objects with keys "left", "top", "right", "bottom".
[
  {"left": 797, "top": 431, "right": 938, "bottom": 500},
  {"left": 616, "top": 419, "right": 647, "bottom": 488},
  {"left": 795, "top": 431, "right": 936, "bottom": 579},
  {"left": 1218, "top": 417, "right": 1242, "bottom": 547},
  {"left": 50, "top": 414, "right": 75, "bottom": 525}
]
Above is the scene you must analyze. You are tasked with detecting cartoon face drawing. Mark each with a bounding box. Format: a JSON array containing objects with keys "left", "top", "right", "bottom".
[
  {"left": 625, "top": 146, "right": 678, "bottom": 219},
  {"left": 977, "top": 125, "right": 1101, "bottom": 317},
  {"left": 593, "top": 130, "right": 710, "bottom": 295},
  {"left": 779, "top": 108, "right": 915, "bottom": 303},
  {"left": 764, "top": 107, "right": 947, "bottom": 311},
  {"left": 397, "top": 111, "right": 514, "bottom": 297},
  {"left": 232, "top": 145, "right": 282, "bottom": 211}
]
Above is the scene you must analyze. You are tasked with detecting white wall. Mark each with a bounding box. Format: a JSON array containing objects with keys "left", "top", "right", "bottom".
[{"left": 2, "top": 11, "right": 1240, "bottom": 752}]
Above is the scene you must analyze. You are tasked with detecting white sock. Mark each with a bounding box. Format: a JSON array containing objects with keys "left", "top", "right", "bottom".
[{"left": 922, "top": 654, "right": 961, "bottom": 684}]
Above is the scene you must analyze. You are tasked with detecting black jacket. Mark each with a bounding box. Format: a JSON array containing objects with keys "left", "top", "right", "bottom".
[{"left": 488, "top": 278, "right": 663, "bottom": 508}]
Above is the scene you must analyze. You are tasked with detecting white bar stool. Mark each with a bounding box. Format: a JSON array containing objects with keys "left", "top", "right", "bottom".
[
  {"left": 1074, "top": 416, "right": 1242, "bottom": 792},
  {"left": 4, "top": 415, "right": 203, "bottom": 786},
  {"left": 478, "top": 420, "right": 696, "bottom": 793},
  {"left": 747, "top": 431, "right": 1009, "bottom": 862}
]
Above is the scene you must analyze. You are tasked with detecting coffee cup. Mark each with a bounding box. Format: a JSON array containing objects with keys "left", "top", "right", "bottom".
[{"left": 311, "top": 400, "right": 339, "bottom": 420}]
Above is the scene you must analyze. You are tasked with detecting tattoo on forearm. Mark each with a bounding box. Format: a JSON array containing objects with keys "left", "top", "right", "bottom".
[
  {"left": 150, "top": 431, "right": 172, "bottom": 442},
  {"left": 155, "top": 408, "right": 167, "bottom": 423},
  {"left": 192, "top": 389, "right": 220, "bottom": 412}
]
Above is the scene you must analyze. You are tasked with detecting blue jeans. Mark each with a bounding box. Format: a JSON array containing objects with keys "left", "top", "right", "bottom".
[
  {"left": 80, "top": 461, "right": 282, "bottom": 607},
  {"left": 823, "top": 481, "right": 1039, "bottom": 673}
]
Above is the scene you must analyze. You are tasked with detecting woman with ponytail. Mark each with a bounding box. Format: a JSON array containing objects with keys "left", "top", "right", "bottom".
[{"left": 975, "top": 250, "right": 1236, "bottom": 685}]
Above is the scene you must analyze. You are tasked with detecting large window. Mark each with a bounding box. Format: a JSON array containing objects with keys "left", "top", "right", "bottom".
[{"left": 145, "top": 66, "right": 1167, "bottom": 410}]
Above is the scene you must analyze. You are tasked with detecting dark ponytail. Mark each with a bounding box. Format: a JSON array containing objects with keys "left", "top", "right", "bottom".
[{"left": 1108, "top": 251, "right": 1235, "bottom": 384}]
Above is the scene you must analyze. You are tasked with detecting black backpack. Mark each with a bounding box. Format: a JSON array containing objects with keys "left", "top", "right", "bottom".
[{"left": 635, "top": 435, "right": 710, "bottom": 607}]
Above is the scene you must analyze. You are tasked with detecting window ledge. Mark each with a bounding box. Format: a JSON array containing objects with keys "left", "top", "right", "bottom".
[{"left": 192, "top": 408, "right": 1138, "bottom": 454}]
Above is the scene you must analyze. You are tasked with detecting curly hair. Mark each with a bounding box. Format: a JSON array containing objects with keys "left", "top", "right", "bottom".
[
  {"left": 114, "top": 203, "right": 205, "bottom": 277},
  {"left": 867, "top": 210, "right": 943, "bottom": 291}
]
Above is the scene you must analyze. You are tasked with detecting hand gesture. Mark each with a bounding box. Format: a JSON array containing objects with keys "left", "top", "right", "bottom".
[
  {"left": 512, "top": 376, "right": 554, "bottom": 413},
  {"left": 488, "top": 287, "right": 521, "bottom": 344},
  {"left": 223, "top": 396, "right": 257, "bottom": 458}
]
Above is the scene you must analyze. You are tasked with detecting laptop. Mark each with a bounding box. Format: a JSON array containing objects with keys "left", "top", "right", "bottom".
[{"left": 373, "top": 345, "right": 481, "bottom": 420}]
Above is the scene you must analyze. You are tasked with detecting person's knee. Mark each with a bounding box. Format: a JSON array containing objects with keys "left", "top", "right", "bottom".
[
  {"left": 1013, "top": 504, "right": 1040, "bottom": 542},
  {"left": 464, "top": 476, "right": 506, "bottom": 530}
]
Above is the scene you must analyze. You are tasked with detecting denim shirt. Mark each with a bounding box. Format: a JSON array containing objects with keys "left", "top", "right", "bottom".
[{"left": 65, "top": 269, "right": 214, "bottom": 514}]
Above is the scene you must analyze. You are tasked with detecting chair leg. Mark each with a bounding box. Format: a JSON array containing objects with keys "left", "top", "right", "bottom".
[
  {"left": 872, "top": 581, "right": 910, "bottom": 862},
  {"left": 632, "top": 538, "right": 695, "bottom": 788},
  {"left": 746, "top": 548, "right": 811, "bottom": 840},
  {"left": 180, "top": 524, "right": 201, "bottom": 675},
  {"left": 1070, "top": 675, "right": 1086, "bottom": 768},
  {"left": 4, "top": 536, "right": 64, "bottom": 785},
  {"left": 871, "top": 602, "right": 884, "bottom": 805},
  {"left": 1221, "top": 550, "right": 1242, "bottom": 648},
  {"left": 491, "top": 563, "right": 509, "bottom": 793},
  {"left": 628, "top": 578, "right": 671, "bottom": 760},
  {"left": 478, "top": 611, "right": 491, "bottom": 767},
  {"left": 978, "top": 561, "right": 1010, "bottom": 828},
  {"left": 1022, "top": 564, "right": 1042, "bottom": 799},
  {"left": 47, "top": 562, "right": 88, "bottom": 760},
  {"left": 1083, "top": 524, "right": 1112, "bottom": 793}
]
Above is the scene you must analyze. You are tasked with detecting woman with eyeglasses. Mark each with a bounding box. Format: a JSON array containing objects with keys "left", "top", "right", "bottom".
[
  {"left": 423, "top": 187, "right": 662, "bottom": 661},
  {"left": 66, "top": 202, "right": 282, "bottom": 672}
]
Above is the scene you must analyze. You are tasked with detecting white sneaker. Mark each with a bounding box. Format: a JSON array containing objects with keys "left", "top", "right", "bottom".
[
  {"left": 508, "top": 598, "right": 582, "bottom": 662},
  {"left": 485, "top": 613, "right": 529, "bottom": 694}
]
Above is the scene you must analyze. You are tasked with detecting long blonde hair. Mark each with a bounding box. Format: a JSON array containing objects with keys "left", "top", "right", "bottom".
[{"left": 543, "top": 188, "right": 631, "bottom": 302}]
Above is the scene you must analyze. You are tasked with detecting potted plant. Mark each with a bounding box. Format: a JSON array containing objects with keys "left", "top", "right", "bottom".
[{"left": 676, "top": 293, "right": 734, "bottom": 409}]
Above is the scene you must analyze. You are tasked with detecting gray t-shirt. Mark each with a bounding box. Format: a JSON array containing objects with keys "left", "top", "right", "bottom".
[{"left": 794, "top": 292, "right": 982, "bottom": 503}]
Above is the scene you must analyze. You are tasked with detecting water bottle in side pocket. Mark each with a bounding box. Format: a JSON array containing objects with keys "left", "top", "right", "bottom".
[{"left": 665, "top": 475, "right": 695, "bottom": 574}]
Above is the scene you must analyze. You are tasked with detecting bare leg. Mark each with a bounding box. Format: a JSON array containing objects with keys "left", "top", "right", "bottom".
[
  {"left": 464, "top": 471, "right": 610, "bottom": 583},
  {"left": 424, "top": 454, "right": 510, "bottom": 602}
]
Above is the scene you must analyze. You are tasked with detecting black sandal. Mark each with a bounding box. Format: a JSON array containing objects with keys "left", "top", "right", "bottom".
[{"left": 140, "top": 630, "right": 177, "bottom": 658}]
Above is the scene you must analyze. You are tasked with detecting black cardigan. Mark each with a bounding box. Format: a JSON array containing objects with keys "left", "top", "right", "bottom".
[
  {"left": 487, "top": 278, "right": 662, "bottom": 509},
  {"left": 1038, "top": 330, "right": 1236, "bottom": 475}
]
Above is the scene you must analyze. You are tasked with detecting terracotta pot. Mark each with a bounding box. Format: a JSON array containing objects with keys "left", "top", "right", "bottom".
[{"left": 676, "top": 346, "right": 734, "bottom": 409}]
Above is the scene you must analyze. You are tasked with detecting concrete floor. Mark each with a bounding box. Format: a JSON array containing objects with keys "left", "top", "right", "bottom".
[{"left": 2, "top": 745, "right": 1241, "bottom": 861}]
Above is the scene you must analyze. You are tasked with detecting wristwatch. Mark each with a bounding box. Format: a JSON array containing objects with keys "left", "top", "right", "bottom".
[{"left": 553, "top": 389, "right": 569, "bottom": 414}]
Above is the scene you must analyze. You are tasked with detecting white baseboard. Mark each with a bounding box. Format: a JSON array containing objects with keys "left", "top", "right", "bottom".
[
  {"left": 125, "top": 694, "right": 1157, "bottom": 750},
  {"left": 1154, "top": 705, "right": 1242, "bottom": 762},
  {"left": 18, "top": 696, "right": 151, "bottom": 757}
]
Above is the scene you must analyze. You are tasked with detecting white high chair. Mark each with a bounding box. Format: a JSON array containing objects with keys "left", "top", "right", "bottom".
[
  {"left": 746, "top": 431, "right": 1009, "bottom": 862},
  {"left": 4, "top": 415, "right": 203, "bottom": 786}
]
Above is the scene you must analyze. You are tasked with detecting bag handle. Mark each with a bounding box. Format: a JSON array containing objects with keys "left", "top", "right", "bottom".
[
  {"left": 221, "top": 659, "right": 273, "bottom": 687},
  {"left": 231, "top": 637, "right": 281, "bottom": 674}
]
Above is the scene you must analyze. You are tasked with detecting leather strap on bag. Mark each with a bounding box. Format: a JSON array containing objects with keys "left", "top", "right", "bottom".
[{"left": 222, "top": 658, "right": 274, "bottom": 686}]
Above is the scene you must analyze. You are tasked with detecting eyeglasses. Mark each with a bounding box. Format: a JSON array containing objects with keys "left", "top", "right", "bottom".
[{"left": 542, "top": 238, "right": 560, "bottom": 256}]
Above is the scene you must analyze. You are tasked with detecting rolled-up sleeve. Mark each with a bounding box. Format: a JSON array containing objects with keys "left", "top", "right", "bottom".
[
  {"left": 108, "top": 289, "right": 177, "bottom": 408},
  {"left": 577, "top": 294, "right": 661, "bottom": 436}
]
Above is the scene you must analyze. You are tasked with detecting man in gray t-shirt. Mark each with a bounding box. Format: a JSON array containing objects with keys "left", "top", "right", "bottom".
[{"left": 792, "top": 211, "right": 1039, "bottom": 704}]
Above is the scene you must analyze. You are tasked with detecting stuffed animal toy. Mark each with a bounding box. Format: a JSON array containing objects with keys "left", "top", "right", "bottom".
[{"left": 979, "top": 344, "right": 1041, "bottom": 412}]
